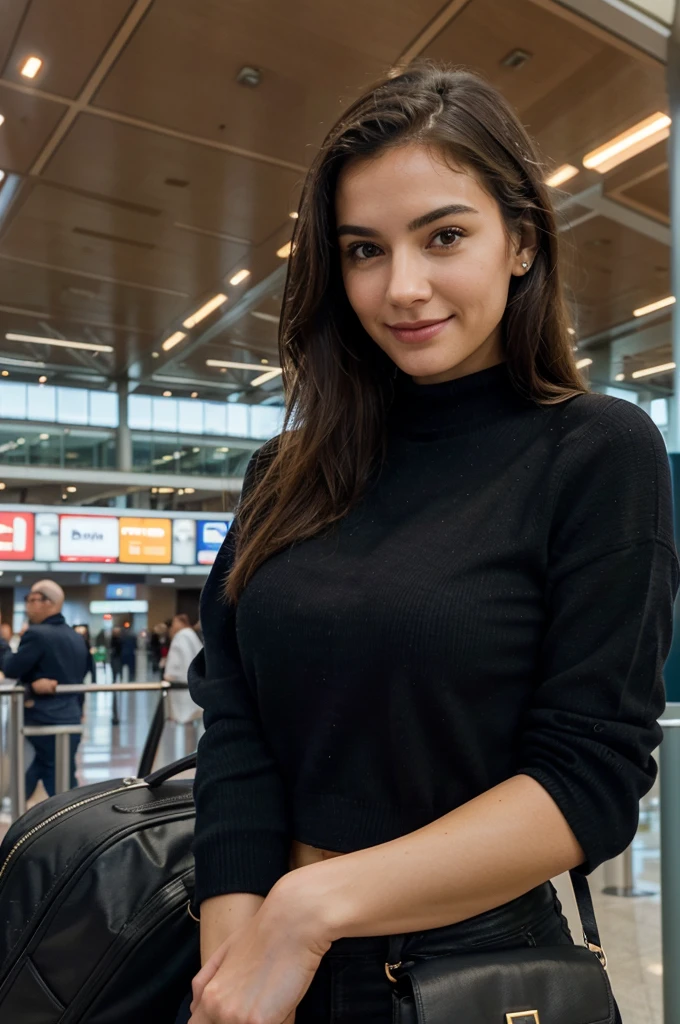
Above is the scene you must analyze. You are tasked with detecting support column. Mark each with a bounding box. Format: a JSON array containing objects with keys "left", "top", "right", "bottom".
[
  {"left": 117, "top": 380, "right": 132, "bottom": 472},
  {"left": 668, "top": 3, "right": 680, "bottom": 453}
]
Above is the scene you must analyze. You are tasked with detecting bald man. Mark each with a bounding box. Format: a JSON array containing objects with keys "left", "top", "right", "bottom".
[{"left": 4, "top": 579, "right": 88, "bottom": 797}]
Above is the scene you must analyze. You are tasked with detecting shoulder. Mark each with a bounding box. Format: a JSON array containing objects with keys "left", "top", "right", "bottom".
[
  {"left": 243, "top": 433, "right": 282, "bottom": 491},
  {"left": 549, "top": 392, "right": 668, "bottom": 467}
]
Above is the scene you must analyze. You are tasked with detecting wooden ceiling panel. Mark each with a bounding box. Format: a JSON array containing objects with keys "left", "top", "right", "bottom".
[
  {"left": 0, "top": 257, "right": 186, "bottom": 339},
  {"left": 0, "top": 1, "right": 30, "bottom": 73},
  {"left": 618, "top": 168, "right": 670, "bottom": 223},
  {"left": 0, "top": 84, "right": 66, "bottom": 174},
  {"left": 92, "top": 0, "right": 445, "bottom": 166},
  {"left": 0, "top": 0, "right": 134, "bottom": 99},
  {"left": 563, "top": 216, "right": 670, "bottom": 336},
  {"left": 0, "top": 183, "right": 250, "bottom": 299},
  {"left": 42, "top": 113, "right": 302, "bottom": 246}
]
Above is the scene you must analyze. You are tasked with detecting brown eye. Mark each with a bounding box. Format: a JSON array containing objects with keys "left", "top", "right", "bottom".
[
  {"left": 430, "top": 228, "right": 464, "bottom": 248},
  {"left": 347, "top": 242, "right": 382, "bottom": 261}
]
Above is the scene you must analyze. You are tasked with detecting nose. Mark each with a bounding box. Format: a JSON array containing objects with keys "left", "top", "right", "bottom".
[{"left": 385, "top": 247, "right": 433, "bottom": 309}]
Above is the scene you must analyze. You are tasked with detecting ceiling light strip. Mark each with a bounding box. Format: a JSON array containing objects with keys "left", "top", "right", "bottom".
[
  {"left": 161, "top": 330, "right": 187, "bottom": 352},
  {"left": 633, "top": 295, "right": 676, "bottom": 317},
  {"left": 6, "top": 332, "right": 113, "bottom": 353},
  {"left": 206, "top": 359, "right": 278, "bottom": 372},
  {"left": 250, "top": 368, "right": 283, "bottom": 387},
  {"left": 545, "top": 164, "right": 579, "bottom": 188},
  {"left": 183, "top": 294, "right": 227, "bottom": 328},
  {"left": 632, "top": 362, "right": 676, "bottom": 378},
  {"left": 583, "top": 112, "right": 671, "bottom": 173}
]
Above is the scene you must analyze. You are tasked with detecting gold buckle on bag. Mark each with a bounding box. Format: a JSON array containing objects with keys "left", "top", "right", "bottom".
[
  {"left": 587, "top": 941, "right": 608, "bottom": 970},
  {"left": 506, "top": 1013, "right": 540, "bottom": 1024},
  {"left": 385, "top": 961, "right": 402, "bottom": 982}
]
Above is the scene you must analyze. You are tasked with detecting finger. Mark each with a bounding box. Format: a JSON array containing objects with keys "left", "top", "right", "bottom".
[{"left": 190, "top": 947, "right": 227, "bottom": 1012}]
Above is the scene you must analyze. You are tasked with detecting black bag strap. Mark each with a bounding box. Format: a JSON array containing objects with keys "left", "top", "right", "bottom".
[
  {"left": 145, "top": 752, "right": 197, "bottom": 788},
  {"left": 569, "top": 870, "right": 603, "bottom": 954}
]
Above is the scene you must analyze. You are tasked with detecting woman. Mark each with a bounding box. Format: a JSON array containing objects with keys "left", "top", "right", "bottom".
[{"left": 181, "top": 63, "right": 679, "bottom": 1023}]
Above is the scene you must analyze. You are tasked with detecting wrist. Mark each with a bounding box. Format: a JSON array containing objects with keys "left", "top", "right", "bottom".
[{"left": 268, "top": 861, "right": 347, "bottom": 948}]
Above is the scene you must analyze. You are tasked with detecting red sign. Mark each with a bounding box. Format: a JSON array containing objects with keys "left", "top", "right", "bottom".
[{"left": 0, "top": 512, "right": 34, "bottom": 560}]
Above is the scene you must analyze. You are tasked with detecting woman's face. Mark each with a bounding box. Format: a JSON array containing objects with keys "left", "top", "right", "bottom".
[{"left": 335, "top": 143, "right": 535, "bottom": 385}]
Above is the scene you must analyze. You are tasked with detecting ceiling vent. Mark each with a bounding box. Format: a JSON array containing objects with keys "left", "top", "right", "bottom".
[
  {"left": 501, "top": 49, "right": 532, "bottom": 69},
  {"left": 236, "top": 65, "right": 262, "bottom": 87}
]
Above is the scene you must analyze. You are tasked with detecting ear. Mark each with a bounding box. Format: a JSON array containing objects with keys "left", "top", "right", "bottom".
[{"left": 510, "top": 218, "right": 539, "bottom": 277}]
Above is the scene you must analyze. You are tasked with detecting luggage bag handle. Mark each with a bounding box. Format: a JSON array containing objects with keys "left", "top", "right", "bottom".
[{"left": 145, "top": 753, "right": 197, "bottom": 788}]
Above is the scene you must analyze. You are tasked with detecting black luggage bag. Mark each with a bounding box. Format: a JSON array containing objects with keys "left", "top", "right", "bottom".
[{"left": 0, "top": 754, "right": 199, "bottom": 1023}]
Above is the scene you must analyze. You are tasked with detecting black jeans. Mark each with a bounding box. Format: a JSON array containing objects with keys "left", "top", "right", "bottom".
[{"left": 175, "top": 882, "right": 576, "bottom": 1023}]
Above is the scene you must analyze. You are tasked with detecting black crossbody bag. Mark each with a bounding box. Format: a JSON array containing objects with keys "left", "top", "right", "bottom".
[{"left": 386, "top": 871, "right": 619, "bottom": 1024}]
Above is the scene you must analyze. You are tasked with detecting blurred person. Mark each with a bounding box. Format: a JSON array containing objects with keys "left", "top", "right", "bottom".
[
  {"left": 121, "top": 625, "right": 137, "bottom": 681},
  {"left": 73, "top": 624, "right": 96, "bottom": 681},
  {"left": 180, "top": 64, "right": 676, "bottom": 1024},
  {"left": 110, "top": 626, "right": 123, "bottom": 683},
  {"left": 3, "top": 580, "right": 87, "bottom": 797},
  {"left": 0, "top": 621, "right": 11, "bottom": 667},
  {"left": 163, "top": 613, "right": 202, "bottom": 724},
  {"left": 149, "top": 622, "right": 167, "bottom": 679}
]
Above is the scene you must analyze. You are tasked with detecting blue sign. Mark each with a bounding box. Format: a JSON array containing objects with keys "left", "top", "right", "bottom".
[
  {"left": 197, "top": 520, "right": 229, "bottom": 565},
  {"left": 105, "top": 583, "right": 137, "bottom": 600}
]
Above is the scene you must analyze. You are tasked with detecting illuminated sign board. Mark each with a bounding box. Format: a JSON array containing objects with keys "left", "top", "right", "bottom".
[
  {"left": 197, "top": 520, "right": 229, "bottom": 565},
  {"left": 119, "top": 518, "right": 172, "bottom": 564},
  {"left": 0, "top": 512, "right": 34, "bottom": 560},
  {"left": 172, "top": 518, "right": 196, "bottom": 566},
  {"left": 60, "top": 515, "right": 119, "bottom": 563}
]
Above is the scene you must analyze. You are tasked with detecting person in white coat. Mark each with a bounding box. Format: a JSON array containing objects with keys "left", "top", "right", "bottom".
[{"left": 163, "top": 614, "right": 203, "bottom": 724}]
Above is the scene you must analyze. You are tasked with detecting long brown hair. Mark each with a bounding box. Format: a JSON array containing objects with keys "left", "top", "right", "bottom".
[{"left": 225, "top": 61, "right": 588, "bottom": 604}]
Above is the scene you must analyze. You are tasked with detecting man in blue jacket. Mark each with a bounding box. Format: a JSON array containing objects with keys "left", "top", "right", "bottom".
[{"left": 3, "top": 580, "right": 87, "bottom": 797}]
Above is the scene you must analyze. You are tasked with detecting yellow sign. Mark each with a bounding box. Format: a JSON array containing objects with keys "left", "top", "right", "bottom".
[{"left": 119, "top": 518, "right": 172, "bottom": 564}]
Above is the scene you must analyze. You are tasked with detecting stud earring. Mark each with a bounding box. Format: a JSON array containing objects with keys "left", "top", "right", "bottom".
[{"left": 521, "top": 261, "right": 529, "bottom": 269}]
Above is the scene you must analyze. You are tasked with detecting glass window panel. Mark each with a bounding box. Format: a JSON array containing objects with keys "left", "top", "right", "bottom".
[
  {"left": 88, "top": 391, "right": 118, "bottom": 427},
  {"left": 57, "top": 387, "right": 88, "bottom": 424},
  {"left": 129, "top": 394, "right": 152, "bottom": 429},
  {"left": 604, "top": 386, "right": 639, "bottom": 405},
  {"left": 152, "top": 396, "right": 178, "bottom": 432},
  {"left": 0, "top": 382, "right": 27, "bottom": 419},
  {"left": 27, "top": 385, "right": 56, "bottom": 422},
  {"left": 650, "top": 398, "right": 668, "bottom": 427},
  {"left": 204, "top": 402, "right": 227, "bottom": 435},
  {"left": 250, "top": 405, "right": 284, "bottom": 439},
  {"left": 178, "top": 399, "right": 204, "bottom": 434},
  {"left": 225, "top": 403, "right": 249, "bottom": 437}
]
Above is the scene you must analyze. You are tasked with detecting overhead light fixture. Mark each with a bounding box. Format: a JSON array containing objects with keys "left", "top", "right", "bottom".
[
  {"left": 632, "top": 361, "right": 675, "bottom": 379},
  {"left": 161, "top": 330, "right": 187, "bottom": 352},
  {"left": 38, "top": 375, "right": 47, "bottom": 384},
  {"left": 158, "top": 487, "right": 174, "bottom": 494},
  {"left": 182, "top": 293, "right": 227, "bottom": 328},
  {"left": 206, "top": 359, "right": 278, "bottom": 371},
  {"left": 6, "top": 332, "right": 113, "bottom": 353},
  {"left": 251, "top": 311, "right": 280, "bottom": 324},
  {"left": 633, "top": 295, "right": 675, "bottom": 317},
  {"left": 250, "top": 367, "right": 283, "bottom": 387},
  {"left": 162, "top": 390, "right": 172, "bottom": 397},
  {"left": 0, "top": 171, "right": 5, "bottom": 184},
  {"left": 289, "top": 211, "right": 299, "bottom": 219},
  {"left": 276, "top": 241, "right": 292, "bottom": 259},
  {"left": 0, "top": 115, "right": 4, "bottom": 128},
  {"left": 20, "top": 56, "right": 43, "bottom": 79},
  {"left": 1, "top": 370, "right": 8, "bottom": 377},
  {"left": 217, "top": 446, "right": 230, "bottom": 453},
  {"left": 0, "top": 356, "right": 46, "bottom": 368},
  {"left": 567, "top": 328, "right": 576, "bottom": 336},
  {"left": 192, "top": 446, "right": 200, "bottom": 453},
  {"left": 161, "top": 577, "right": 176, "bottom": 583},
  {"left": 0, "top": 483, "right": 5, "bottom": 491},
  {"left": 39, "top": 433, "right": 49, "bottom": 440},
  {"left": 184, "top": 487, "right": 195, "bottom": 494},
  {"left": 261, "top": 358, "right": 269, "bottom": 364},
  {"left": 190, "top": 391, "right": 198, "bottom": 398},
  {"left": 575, "top": 358, "right": 592, "bottom": 370},
  {"left": 151, "top": 351, "right": 160, "bottom": 358},
  {"left": 545, "top": 165, "right": 579, "bottom": 189},
  {"left": 615, "top": 373, "right": 625, "bottom": 381},
  {"left": 230, "top": 269, "right": 251, "bottom": 286},
  {"left": 16, "top": 437, "right": 25, "bottom": 445},
  {"left": 66, "top": 486, "right": 77, "bottom": 493},
  {"left": 583, "top": 112, "right": 671, "bottom": 173}
]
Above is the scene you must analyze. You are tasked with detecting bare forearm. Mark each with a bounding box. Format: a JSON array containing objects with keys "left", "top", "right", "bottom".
[
  {"left": 199, "top": 893, "right": 265, "bottom": 962},
  {"left": 276, "top": 775, "right": 584, "bottom": 942}
]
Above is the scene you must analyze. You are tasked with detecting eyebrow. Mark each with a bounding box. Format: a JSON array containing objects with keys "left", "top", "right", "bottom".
[{"left": 337, "top": 204, "right": 479, "bottom": 238}]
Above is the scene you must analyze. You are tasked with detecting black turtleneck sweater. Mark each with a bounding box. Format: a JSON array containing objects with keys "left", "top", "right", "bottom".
[{"left": 189, "top": 362, "right": 679, "bottom": 905}]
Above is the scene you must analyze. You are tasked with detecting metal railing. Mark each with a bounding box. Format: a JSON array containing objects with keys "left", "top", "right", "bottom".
[
  {"left": 660, "top": 717, "right": 680, "bottom": 1024},
  {"left": 0, "top": 682, "right": 170, "bottom": 820}
]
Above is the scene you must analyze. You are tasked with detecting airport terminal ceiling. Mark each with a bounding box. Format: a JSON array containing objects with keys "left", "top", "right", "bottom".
[{"left": 0, "top": 0, "right": 674, "bottom": 407}]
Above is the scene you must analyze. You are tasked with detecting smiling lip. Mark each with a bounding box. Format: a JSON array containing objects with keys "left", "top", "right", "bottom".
[{"left": 387, "top": 316, "right": 454, "bottom": 344}]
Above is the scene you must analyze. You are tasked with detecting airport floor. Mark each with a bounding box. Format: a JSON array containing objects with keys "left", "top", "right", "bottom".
[{"left": 0, "top": 688, "right": 667, "bottom": 1023}]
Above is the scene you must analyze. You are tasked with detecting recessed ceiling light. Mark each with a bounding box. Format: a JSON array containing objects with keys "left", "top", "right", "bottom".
[
  {"left": 217, "top": 446, "right": 230, "bottom": 453},
  {"left": 161, "top": 330, "right": 187, "bottom": 352},
  {"left": 276, "top": 241, "right": 292, "bottom": 259},
  {"left": 161, "top": 577, "right": 176, "bottom": 583},
  {"left": 39, "top": 433, "right": 49, "bottom": 440},
  {"left": 632, "top": 361, "right": 676, "bottom": 378},
  {"left": 61, "top": 493, "right": 68, "bottom": 500},
  {"left": 230, "top": 269, "right": 251, "bottom": 286},
  {"left": 206, "top": 358, "right": 277, "bottom": 371},
  {"left": 0, "top": 483, "right": 5, "bottom": 491},
  {"left": 261, "top": 358, "right": 269, "bottom": 364},
  {"left": 567, "top": 328, "right": 576, "bottom": 336},
  {"left": 162, "top": 390, "right": 172, "bottom": 397},
  {"left": 1, "top": 370, "right": 8, "bottom": 376},
  {"left": 151, "top": 487, "right": 158, "bottom": 494},
  {"left": 20, "top": 56, "right": 43, "bottom": 79},
  {"left": 250, "top": 367, "right": 283, "bottom": 387},
  {"left": 289, "top": 211, "right": 299, "bottom": 219},
  {"left": 6, "top": 332, "right": 113, "bottom": 353},
  {"left": 633, "top": 295, "right": 675, "bottom": 317},
  {"left": 615, "top": 373, "right": 625, "bottom": 381},
  {"left": 192, "top": 447, "right": 200, "bottom": 453},
  {"left": 184, "top": 487, "right": 195, "bottom": 494},
  {"left": 151, "top": 351, "right": 160, "bottom": 358},
  {"left": 66, "top": 485, "right": 77, "bottom": 493},
  {"left": 545, "top": 165, "right": 579, "bottom": 189},
  {"left": 575, "top": 358, "right": 592, "bottom": 370},
  {"left": 38, "top": 375, "right": 47, "bottom": 384},
  {"left": 0, "top": 115, "right": 4, "bottom": 128},
  {"left": 16, "top": 437, "right": 25, "bottom": 445},
  {"left": 583, "top": 112, "right": 671, "bottom": 173},
  {"left": 182, "top": 293, "right": 227, "bottom": 329},
  {"left": 190, "top": 391, "right": 198, "bottom": 398},
  {"left": 0, "top": 171, "right": 5, "bottom": 184},
  {"left": 158, "top": 487, "right": 174, "bottom": 494}
]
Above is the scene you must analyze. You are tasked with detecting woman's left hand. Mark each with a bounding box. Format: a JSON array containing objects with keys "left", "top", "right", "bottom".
[{"left": 189, "top": 882, "right": 332, "bottom": 1024}]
